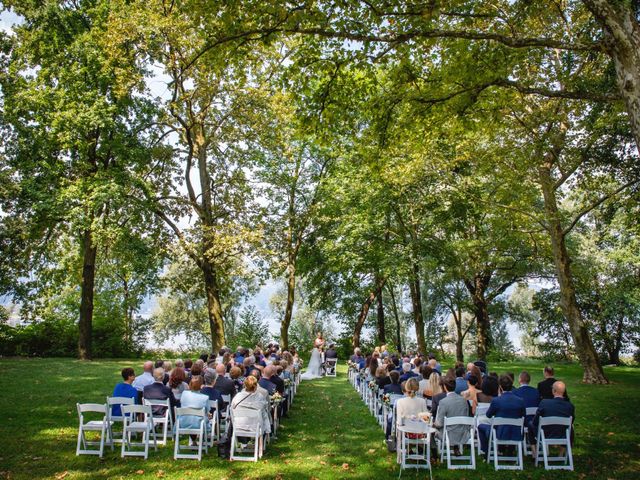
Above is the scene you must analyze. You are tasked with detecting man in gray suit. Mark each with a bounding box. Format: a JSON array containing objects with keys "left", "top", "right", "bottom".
[{"left": 434, "top": 375, "right": 472, "bottom": 449}]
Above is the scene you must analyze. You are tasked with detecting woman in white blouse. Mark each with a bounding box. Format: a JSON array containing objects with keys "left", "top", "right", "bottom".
[{"left": 395, "top": 378, "right": 428, "bottom": 426}]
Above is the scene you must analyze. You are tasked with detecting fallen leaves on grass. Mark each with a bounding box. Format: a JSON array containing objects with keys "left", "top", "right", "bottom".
[
  {"left": 54, "top": 472, "right": 68, "bottom": 480},
  {"left": 341, "top": 463, "right": 349, "bottom": 470}
]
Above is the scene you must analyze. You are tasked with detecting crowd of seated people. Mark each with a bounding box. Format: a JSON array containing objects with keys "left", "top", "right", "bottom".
[
  {"left": 349, "top": 347, "right": 575, "bottom": 464},
  {"left": 109, "top": 343, "right": 303, "bottom": 454}
]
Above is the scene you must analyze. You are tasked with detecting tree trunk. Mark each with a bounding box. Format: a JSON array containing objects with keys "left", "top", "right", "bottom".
[
  {"left": 455, "top": 313, "right": 465, "bottom": 363},
  {"left": 539, "top": 164, "right": 609, "bottom": 384},
  {"left": 464, "top": 275, "right": 491, "bottom": 361},
  {"left": 78, "top": 228, "right": 97, "bottom": 360},
  {"left": 281, "top": 262, "right": 296, "bottom": 350},
  {"left": 202, "top": 258, "right": 226, "bottom": 353},
  {"left": 353, "top": 276, "right": 386, "bottom": 349},
  {"left": 387, "top": 283, "right": 403, "bottom": 353},
  {"left": 408, "top": 263, "right": 426, "bottom": 355},
  {"left": 376, "top": 278, "right": 386, "bottom": 344},
  {"left": 583, "top": 0, "right": 640, "bottom": 150}
]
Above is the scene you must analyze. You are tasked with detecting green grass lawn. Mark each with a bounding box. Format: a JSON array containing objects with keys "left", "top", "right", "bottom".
[{"left": 0, "top": 358, "right": 638, "bottom": 480}]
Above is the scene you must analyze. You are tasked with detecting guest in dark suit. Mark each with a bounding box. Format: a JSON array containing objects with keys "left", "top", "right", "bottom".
[
  {"left": 478, "top": 374, "right": 526, "bottom": 456},
  {"left": 213, "top": 364, "right": 236, "bottom": 398},
  {"left": 454, "top": 366, "right": 468, "bottom": 394},
  {"left": 143, "top": 367, "right": 177, "bottom": 417},
  {"left": 259, "top": 365, "right": 278, "bottom": 395},
  {"left": 383, "top": 370, "right": 403, "bottom": 394},
  {"left": 325, "top": 344, "right": 338, "bottom": 360},
  {"left": 514, "top": 371, "right": 540, "bottom": 423},
  {"left": 538, "top": 366, "right": 569, "bottom": 400},
  {"left": 399, "top": 362, "right": 419, "bottom": 382},
  {"left": 528, "top": 381, "right": 575, "bottom": 453}
]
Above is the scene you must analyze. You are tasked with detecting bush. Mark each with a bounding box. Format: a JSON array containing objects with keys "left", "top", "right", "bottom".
[{"left": 634, "top": 349, "right": 640, "bottom": 365}]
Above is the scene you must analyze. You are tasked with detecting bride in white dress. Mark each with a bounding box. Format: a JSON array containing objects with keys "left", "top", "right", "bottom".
[{"left": 300, "top": 333, "right": 325, "bottom": 380}]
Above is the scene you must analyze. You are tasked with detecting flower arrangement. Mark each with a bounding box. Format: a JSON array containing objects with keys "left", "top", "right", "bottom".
[
  {"left": 368, "top": 380, "right": 377, "bottom": 390},
  {"left": 382, "top": 394, "right": 391, "bottom": 406},
  {"left": 284, "top": 378, "right": 292, "bottom": 387},
  {"left": 270, "top": 392, "right": 283, "bottom": 404}
]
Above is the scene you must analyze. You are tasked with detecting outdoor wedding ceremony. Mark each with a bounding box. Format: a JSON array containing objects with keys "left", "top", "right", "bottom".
[{"left": 1, "top": 1, "right": 639, "bottom": 479}]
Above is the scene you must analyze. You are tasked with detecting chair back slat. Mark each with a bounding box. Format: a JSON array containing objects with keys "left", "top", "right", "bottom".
[
  {"left": 492, "top": 417, "right": 524, "bottom": 427},
  {"left": 78, "top": 403, "right": 107, "bottom": 414},
  {"left": 122, "top": 404, "right": 152, "bottom": 415},
  {"left": 107, "top": 396, "right": 135, "bottom": 406},
  {"left": 445, "top": 415, "right": 475, "bottom": 427},
  {"left": 539, "top": 416, "right": 572, "bottom": 426},
  {"left": 175, "top": 407, "right": 205, "bottom": 417}
]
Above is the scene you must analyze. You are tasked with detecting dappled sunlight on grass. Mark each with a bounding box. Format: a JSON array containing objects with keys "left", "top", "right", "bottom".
[{"left": 0, "top": 358, "right": 639, "bottom": 479}]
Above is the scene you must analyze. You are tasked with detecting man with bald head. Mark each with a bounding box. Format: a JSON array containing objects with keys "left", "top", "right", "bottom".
[
  {"left": 259, "top": 365, "right": 277, "bottom": 395},
  {"left": 528, "top": 381, "right": 575, "bottom": 450},
  {"left": 213, "top": 363, "right": 236, "bottom": 398},
  {"left": 132, "top": 361, "right": 154, "bottom": 392}
]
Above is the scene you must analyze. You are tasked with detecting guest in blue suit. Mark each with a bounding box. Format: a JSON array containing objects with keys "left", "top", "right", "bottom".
[
  {"left": 528, "top": 381, "right": 575, "bottom": 451},
  {"left": 383, "top": 371, "right": 403, "bottom": 394},
  {"left": 514, "top": 371, "right": 540, "bottom": 423},
  {"left": 454, "top": 367, "right": 468, "bottom": 394},
  {"left": 111, "top": 367, "right": 138, "bottom": 417},
  {"left": 478, "top": 374, "right": 526, "bottom": 456}
]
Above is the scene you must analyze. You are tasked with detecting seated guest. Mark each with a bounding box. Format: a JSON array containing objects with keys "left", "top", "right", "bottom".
[
  {"left": 231, "top": 375, "right": 271, "bottom": 437},
  {"left": 368, "top": 357, "right": 380, "bottom": 379},
  {"left": 514, "top": 370, "right": 540, "bottom": 422},
  {"left": 111, "top": 367, "right": 138, "bottom": 417},
  {"left": 384, "top": 370, "right": 403, "bottom": 394},
  {"left": 184, "top": 359, "right": 193, "bottom": 381},
  {"left": 467, "top": 365, "right": 484, "bottom": 389},
  {"left": 454, "top": 367, "right": 468, "bottom": 394},
  {"left": 178, "top": 376, "right": 209, "bottom": 434},
  {"left": 325, "top": 344, "right": 338, "bottom": 372},
  {"left": 229, "top": 365, "right": 245, "bottom": 391},
  {"left": 132, "top": 361, "right": 154, "bottom": 393},
  {"left": 462, "top": 374, "right": 480, "bottom": 414},
  {"left": 162, "top": 361, "right": 172, "bottom": 384},
  {"left": 396, "top": 378, "right": 428, "bottom": 423},
  {"left": 169, "top": 367, "right": 189, "bottom": 402},
  {"left": 434, "top": 376, "right": 471, "bottom": 446},
  {"left": 418, "top": 365, "right": 433, "bottom": 396},
  {"left": 423, "top": 368, "right": 443, "bottom": 399},
  {"left": 538, "top": 366, "right": 569, "bottom": 400},
  {"left": 248, "top": 369, "right": 270, "bottom": 402},
  {"left": 190, "top": 362, "right": 204, "bottom": 382},
  {"left": 399, "top": 362, "right": 419, "bottom": 382},
  {"left": 386, "top": 378, "right": 427, "bottom": 439},
  {"left": 478, "top": 374, "right": 526, "bottom": 456},
  {"left": 429, "top": 375, "right": 451, "bottom": 419},
  {"left": 259, "top": 365, "right": 278, "bottom": 395},
  {"left": 143, "top": 367, "right": 177, "bottom": 416},
  {"left": 214, "top": 363, "right": 236, "bottom": 398},
  {"left": 528, "top": 381, "right": 575, "bottom": 455},
  {"left": 428, "top": 354, "right": 442, "bottom": 374},
  {"left": 375, "top": 366, "right": 391, "bottom": 389},
  {"left": 200, "top": 368, "right": 223, "bottom": 416},
  {"left": 478, "top": 375, "right": 499, "bottom": 404}
]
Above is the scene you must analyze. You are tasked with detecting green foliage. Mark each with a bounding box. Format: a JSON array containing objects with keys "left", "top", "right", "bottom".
[{"left": 226, "top": 305, "right": 270, "bottom": 350}]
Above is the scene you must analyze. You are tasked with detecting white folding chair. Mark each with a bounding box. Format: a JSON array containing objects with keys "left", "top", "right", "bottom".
[
  {"left": 488, "top": 417, "right": 525, "bottom": 470},
  {"left": 524, "top": 406, "right": 538, "bottom": 455},
  {"left": 207, "top": 400, "right": 221, "bottom": 447},
  {"left": 174, "top": 407, "right": 207, "bottom": 461},
  {"left": 396, "top": 418, "right": 433, "bottom": 474},
  {"left": 535, "top": 416, "right": 573, "bottom": 470},
  {"left": 220, "top": 394, "right": 231, "bottom": 438},
  {"left": 76, "top": 403, "right": 112, "bottom": 458},
  {"left": 230, "top": 408, "right": 264, "bottom": 462},
  {"left": 325, "top": 358, "right": 337, "bottom": 377},
  {"left": 121, "top": 404, "right": 157, "bottom": 459},
  {"left": 143, "top": 398, "right": 173, "bottom": 446},
  {"left": 474, "top": 402, "right": 491, "bottom": 455},
  {"left": 106, "top": 396, "right": 134, "bottom": 446},
  {"left": 442, "top": 416, "right": 476, "bottom": 469}
]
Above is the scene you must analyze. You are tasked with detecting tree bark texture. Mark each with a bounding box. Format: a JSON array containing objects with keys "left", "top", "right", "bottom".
[
  {"left": 202, "top": 258, "right": 226, "bottom": 353},
  {"left": 539, "top": 164, "right": 609, "bottom": 383},
  {"left": 281, "top": 263, "right": 296, "bottom": 350},
  {"left": 583, "top": 0, "right": 640, "bottom": 150},
  {"left": 376, "top": 278, "right": 386, "bottom": 344},
  {"left": 352, "top": 276, "right": 386, "bottom": 349},
  {"left": 463, "top": 275, "right": 491, "bottom": 361},
  {"left": 387, "top": 284, "right": 403, "bottom": 353},
  {"left": 408, "top": 263, "right": 426, "bottom": 355},
  {"left": 78, "top": 228, "right": 97, "bottom": 360}
]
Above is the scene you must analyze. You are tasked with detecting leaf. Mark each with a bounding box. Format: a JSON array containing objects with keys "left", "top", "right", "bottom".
[{"left": 55, "top": 472, "right": 69, "bottom": 480}]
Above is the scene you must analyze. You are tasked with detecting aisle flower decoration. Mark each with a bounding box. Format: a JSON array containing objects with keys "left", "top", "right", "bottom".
[{"left": 270, "top": 392, "right": 283, "bottom": 404}]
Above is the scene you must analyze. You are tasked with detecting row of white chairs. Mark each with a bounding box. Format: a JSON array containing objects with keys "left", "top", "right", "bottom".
[
  {"left": 76, "top": 371, "right": 302, "bottom": 462},
  {"left": 347, "top": 366, "right": 574, "bottom": 471}
]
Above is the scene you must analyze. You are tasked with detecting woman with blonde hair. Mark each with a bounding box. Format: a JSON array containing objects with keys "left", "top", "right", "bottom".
[
  {"left": 396, "top": 378, "right": 428, "bottom": 423},
  {"left": 423, "top": 369, "right": 443, "bottom": 399}
]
